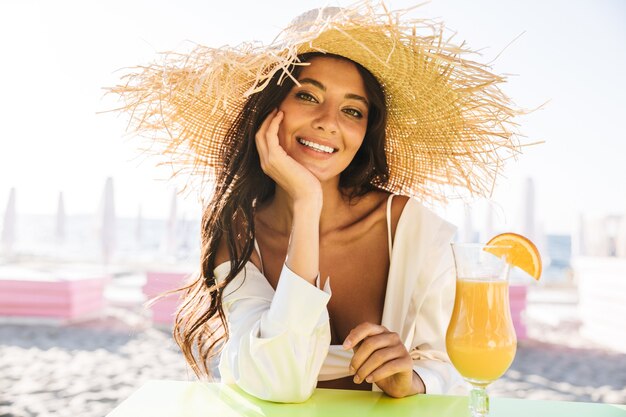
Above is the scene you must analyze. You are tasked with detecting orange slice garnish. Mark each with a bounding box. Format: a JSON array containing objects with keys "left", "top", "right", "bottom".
[{"left": 484, "top": 232, "right": 542, "bottom": 280}]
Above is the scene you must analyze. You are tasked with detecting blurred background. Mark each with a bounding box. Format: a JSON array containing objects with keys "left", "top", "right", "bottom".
[{"left": 1, "top": 0, "right": 625, "bottom": 416}]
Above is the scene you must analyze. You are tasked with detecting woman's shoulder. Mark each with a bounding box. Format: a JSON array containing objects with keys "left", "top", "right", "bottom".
[
  {"left": 388, "top": 193, "right": 410, "bottom": 241},
  {"left": 356, "top": 189, "right": 408, "bottom": 209}
]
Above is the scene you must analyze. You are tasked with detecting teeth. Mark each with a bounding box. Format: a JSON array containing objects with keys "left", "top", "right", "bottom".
[{"left": 297, "top": 138, "right": 334, "bottom": 154}]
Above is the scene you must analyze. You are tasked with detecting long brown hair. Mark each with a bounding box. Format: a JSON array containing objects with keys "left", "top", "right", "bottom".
[{"left": 173, "top": 53, "right": 389, "bottom": 378}]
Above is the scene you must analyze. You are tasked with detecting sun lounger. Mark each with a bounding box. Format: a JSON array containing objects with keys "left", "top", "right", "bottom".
[
  {"left": 0, "top": 266, "right": 110, "bottom": 321},
  {"left": 143, "top": 270, "right": 191, "bottom": 325},
  {"left": 509, "top": 284, "right": 528, "bottom": 340}
]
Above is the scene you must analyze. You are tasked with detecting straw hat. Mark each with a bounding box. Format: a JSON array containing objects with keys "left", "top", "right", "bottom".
[{"left": 110, "top": 0, "right": 522, "bottom": 203}]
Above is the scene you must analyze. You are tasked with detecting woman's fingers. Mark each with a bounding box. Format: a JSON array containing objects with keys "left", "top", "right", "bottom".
[
  {"left": 254, "top": 109, "right": 277, "bottom": 168},
  {"left": 350, "top": 331, "right": 400, "bottom": 369},
  {"left": 265, "top": 110, "right": 283, "bottom": 150},
  {"left": 364, "top": 357, "right": 413, "bottom": 384},
  {"left": 354, "top": 346, "right": 412, "bottom": 382},
  {"left": 344, "top": 322, "right": 414, "bottom": 391},
  {"left": 342, "top": 322, "right": 387, "bottom": 350},
  {"left": 255, "top": 109, "right": 289, "bottom": 174},
  {"left": 351, "top": 340, "right": 406, "bottom": 383}
]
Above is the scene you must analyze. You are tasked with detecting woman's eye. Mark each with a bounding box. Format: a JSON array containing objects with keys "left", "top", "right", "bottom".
[
  {"left": 343, "top": 108, "right": 364, "bottom": 119},
  {"left": 295, "top": 92, "right": 317, "bottom": 102}
]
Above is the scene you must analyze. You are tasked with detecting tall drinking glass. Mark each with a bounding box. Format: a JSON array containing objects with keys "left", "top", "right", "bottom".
[{"left": 446, "top": 243, "right": 516, "bottom": 417}]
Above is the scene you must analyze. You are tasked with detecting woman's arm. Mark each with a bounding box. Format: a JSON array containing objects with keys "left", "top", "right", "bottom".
[
  {"left": 217, "top": 109, "right": 332, "bottom": 402},
  {"left": 286, "top": 200, "right": 320, "bottom": 284},
  {"left": 255, "top": 109, "right": 322, "bottom": 284},
  {"left": 217, "top": 262, "right": 331, "bottom": 402}
]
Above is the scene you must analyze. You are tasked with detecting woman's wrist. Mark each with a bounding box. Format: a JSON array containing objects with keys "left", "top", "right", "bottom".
[
  {"left": 292, "top": 195, "right": 323, "bottom": 217},
  {"left": 285, "top": 198, "right": 321, "bottom": 285}
]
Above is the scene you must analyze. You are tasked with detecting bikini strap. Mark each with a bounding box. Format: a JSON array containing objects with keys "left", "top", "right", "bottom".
[
  {"left": 253, "top": 237, "right": 264, "bottom": 274},
  {"left": 386, "top": 194, "right": 395, "bottom": 259}
]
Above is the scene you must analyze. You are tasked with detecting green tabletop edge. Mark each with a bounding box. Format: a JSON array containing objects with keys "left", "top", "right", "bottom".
[{"left": 107, "top": 380, "right": 626, "bottom": 417}]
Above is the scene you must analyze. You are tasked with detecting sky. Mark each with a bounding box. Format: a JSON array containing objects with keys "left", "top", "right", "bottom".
[{"left": 1, "top": 0, "right": 625, "bottom": 235}]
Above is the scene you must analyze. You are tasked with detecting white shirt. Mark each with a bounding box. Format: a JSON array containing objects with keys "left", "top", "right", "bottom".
[{"left": 217, "top": 197, "right": 465, "bottom": 403}]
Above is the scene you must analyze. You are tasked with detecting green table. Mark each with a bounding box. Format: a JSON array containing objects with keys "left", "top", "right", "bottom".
[{"left": 107, "top": 380, "right": 626, "bottom": 417}]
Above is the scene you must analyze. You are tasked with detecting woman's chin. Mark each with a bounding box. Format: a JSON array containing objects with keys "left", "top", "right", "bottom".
[{"left": 304, "top": 166, "right": 342, "bottom": 185}]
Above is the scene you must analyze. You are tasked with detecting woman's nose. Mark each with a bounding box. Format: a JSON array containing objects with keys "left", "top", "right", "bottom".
[{"left": 312, "top": 104, "right": 338, "bottom": 134}]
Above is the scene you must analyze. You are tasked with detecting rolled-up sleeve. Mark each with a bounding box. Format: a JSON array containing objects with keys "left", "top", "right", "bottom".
[{"left": 217, "top": 262, "right": 331, "bottom": 403}]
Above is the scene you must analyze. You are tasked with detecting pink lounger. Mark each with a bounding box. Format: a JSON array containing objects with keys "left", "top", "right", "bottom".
[
  {"left": 509, "top": 284, "right": 528, "bottom": 340},
  {"left": 143, "top": 271, "right": 191, "bottom": 325},
  {"left": 0, "top": 268, "right": 110, "bottom": 320}
]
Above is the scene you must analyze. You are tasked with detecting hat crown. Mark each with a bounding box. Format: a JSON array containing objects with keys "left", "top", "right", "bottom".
[
  {"left": 276, "top": 7, "right": 347, "bottom": 50},
  {"left": 288, "top": 7, "right": 344, "bottom": 31}
]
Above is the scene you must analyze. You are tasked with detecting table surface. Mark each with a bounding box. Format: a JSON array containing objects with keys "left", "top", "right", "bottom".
[{"left": 107, "top": 380, "right": 626, "bottom": 417}]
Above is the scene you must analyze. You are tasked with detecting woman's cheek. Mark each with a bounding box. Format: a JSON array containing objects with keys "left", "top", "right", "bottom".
[{"left": 276, "top": 123, "right": 289, "bottom": 149}]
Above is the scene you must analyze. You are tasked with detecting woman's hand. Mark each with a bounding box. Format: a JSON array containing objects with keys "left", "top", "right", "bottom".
[
  {"left": 343, "top": 322, "right": 425, "bottom": 398},
  {"left": 255, "top": 109, "right": 322, "bottom": 206}
]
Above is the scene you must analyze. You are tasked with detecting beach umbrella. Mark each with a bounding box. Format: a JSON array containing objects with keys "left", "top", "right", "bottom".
[
  {"left": 135, "top": 204, "right": 143, "bottom": 248},
  {"left": 483, "top": 203, "right": 494, "bottom": 242},
  {"left": 177, "top": 211, "right": 193, "bottom": 256},
  {"left": 462, "top": 204, "right": 475, "bottom": 243},
  {"left": 161, "top": 189, "right": 178, "bottom": 257},
  {"left": 522, "top": 177, "right": 536, "bottom": 243},
  {"left": 100, "top": 177, "right": 116, "bottom": 264},
  {"left": 55, "top": 191, "right": 66, "bottom": 243},
  {"left": 616, "top": 214, "right": 626, "bottom": 258},
  {"left": 1, "top": 187, "right": 17, "bottom": 255},
  {"left": 520, "top": 177, "right": 549, "bottom": 263},
  {"left": 572, "top": 214, "right": 587, "bottom": 257}
]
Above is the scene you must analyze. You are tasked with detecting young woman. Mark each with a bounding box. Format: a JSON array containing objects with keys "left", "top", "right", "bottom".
[
  {"left": 112, "top": 2, "right": 520, "bottom": 404},
  {"left": 212, "top": 53, "right": 452, "bottom": 401}
]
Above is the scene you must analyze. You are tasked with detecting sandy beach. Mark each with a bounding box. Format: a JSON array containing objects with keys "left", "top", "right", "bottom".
[{"left": 1, "top": 285, "right": 625, "bottom": 417}]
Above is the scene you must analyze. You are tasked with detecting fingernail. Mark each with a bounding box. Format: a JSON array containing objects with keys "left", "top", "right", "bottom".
[
  {"left": 366, "top": 376, "right": 372, "bottom": 383},
  {"left": 353, "top": 375, "right": 360, "bottom": 384},
  {"left": 348, "top": 366, "right": 355, "bottom": 375},
  {"left": 343, "top": 340, "right": 351, "bottom": 349}
]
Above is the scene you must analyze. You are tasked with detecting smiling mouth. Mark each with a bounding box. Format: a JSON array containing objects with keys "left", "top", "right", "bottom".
[{"left": 296, "top": 137, "right": 337, "bottom": 154}]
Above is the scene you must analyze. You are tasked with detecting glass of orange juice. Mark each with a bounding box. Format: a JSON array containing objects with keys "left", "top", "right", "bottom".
[{"left": 446, "top": 243, "right": 516, "bottom": 417}]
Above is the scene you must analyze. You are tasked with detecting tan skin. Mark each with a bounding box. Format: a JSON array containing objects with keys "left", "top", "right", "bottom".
[{"left": 216, "top": 56, "right": 425, "bottom": 397}]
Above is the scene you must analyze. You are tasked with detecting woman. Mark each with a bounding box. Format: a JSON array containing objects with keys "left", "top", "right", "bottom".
[
  {"left": 112, "top": 2, "right": 521, "bottom": 403},
  {"left": 214, "top": 53, "right": 442, "bottom": 401}
]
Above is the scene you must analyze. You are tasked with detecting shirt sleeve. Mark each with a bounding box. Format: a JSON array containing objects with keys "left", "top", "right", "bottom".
[
  {"left": 409, "top": 216, "right": 467, "bottom": 395},
  {"left": 217, "top": 262, "right": 332, "bottom": 403}
]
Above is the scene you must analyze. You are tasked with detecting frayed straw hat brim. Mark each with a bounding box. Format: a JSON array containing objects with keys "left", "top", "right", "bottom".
[{"left": 109, "top": 0, "right": 522, "bottom": 203}]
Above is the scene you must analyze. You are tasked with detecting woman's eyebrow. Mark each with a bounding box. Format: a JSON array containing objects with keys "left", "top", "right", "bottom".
[
  {"left": 345, "top": 93, "right": 369, "bottom": 107},
  {"left": 299, "top": 77, "right": 326, "bottom": 91},
  {"left": 299, "top": 77, "right": 369, "bottom": 107}
]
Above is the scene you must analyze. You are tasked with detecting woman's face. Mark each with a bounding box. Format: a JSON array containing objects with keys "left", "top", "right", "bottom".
[{"left": 277, "top": 56, "right": 369, "bottom": 184}]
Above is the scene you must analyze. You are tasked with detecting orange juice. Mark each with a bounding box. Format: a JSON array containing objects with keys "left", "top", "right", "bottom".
[{"left": 446, "top": 278, "right": 517, "bottom": 383}]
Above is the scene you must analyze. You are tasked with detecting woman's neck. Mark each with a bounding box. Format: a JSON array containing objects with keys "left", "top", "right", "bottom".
[{"left": 262, "top": 180, "right": 354, "bottom": 237}]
